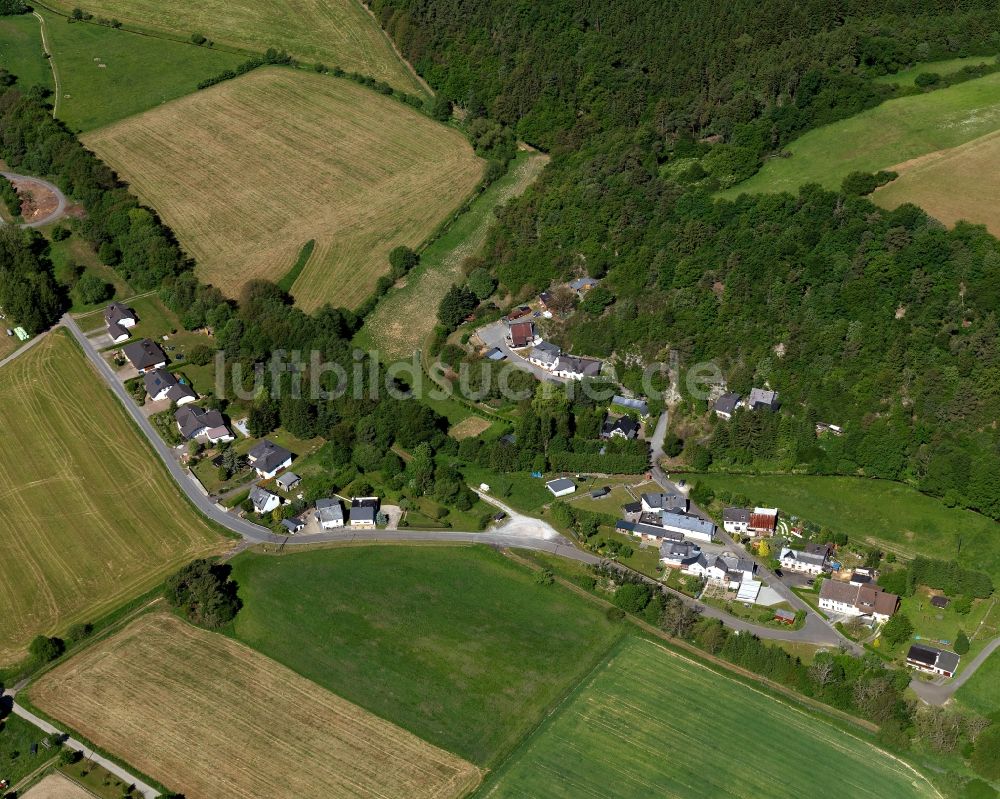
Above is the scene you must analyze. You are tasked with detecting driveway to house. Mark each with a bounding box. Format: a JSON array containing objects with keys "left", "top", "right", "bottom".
[
  {"left": 909, "top": 635, "right": 1000, "bottom": 706},
  {"left": 0, "top": 172, "right": 68, "bottom": 228},
  {"left": 474, "top": 321, "right": 566, "bottom": 383},
  {"left": 3, "top": 696, "right": 159, "bottom": 798}
]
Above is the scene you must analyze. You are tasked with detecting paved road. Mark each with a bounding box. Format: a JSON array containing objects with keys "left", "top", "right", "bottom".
[
  {"left": 0, "top": 326, "right": 50, "bottom": 370},
  {"left": 5, "top": 699, "right": 158, "bottom": 798},
  {"left": 0, "top": 172, "right": 68, "bottom": 228},
  {"left": 909, "top": 636, "right": 1000, "bottom": 705}
]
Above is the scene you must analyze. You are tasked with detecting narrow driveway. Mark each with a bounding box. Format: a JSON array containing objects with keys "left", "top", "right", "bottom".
[
  {"left": 5, "top": 698, "right": 158, "bottom": 798},
  {"left": 0, "top": 326, "right": 50, "bottom": 370},
  {"left": 910, "top": 636, "right": 1000, "bottom": 705},
  {"left": 0, "top": 172, "right": 68, "bottom": 228},
  {"left": 474, "top": 321, "right": 566, "bottom": 383}
]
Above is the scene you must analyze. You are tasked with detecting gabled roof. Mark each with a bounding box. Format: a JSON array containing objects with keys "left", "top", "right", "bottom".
[
  {"left": 603, "top": 415, "right": 639, "bottom": 437},
  {"left": 615, "top": 520, "right": 684, "bottom": 541},
  {"left": 351, "top": 506, "right": 376, "bottom": 523},
  {"left": 554, "top": 355, "right": 602, "bottom": 377},
  {"left": 249, "top": 485, "right": 278, "bottom": 512},
  {"left": 713, "top": 392, "right": 741, "bottom": 416},
  {"left": 485, "top": 347, "right": 506, "bottom": 361},
  {"left": 906, "top": 644, "right": 939, "bottom": 666},
  {"left": 123, "top": 339, "right": 166, "bottom": 370},
  {"left": 722, "top": 507, "right": 751, "bottom": 523},
  {"left": 248, "top": 440, "right": 292, "bottom": 474},
  {"left": 508, "top": 321, "right": 535, "bottom": 347},
  {"left": 569, "top": 276, "right": 598, "bottom": 290},
  {"left": 780, "top": 547, "right": 827, "bottom": 567},
  {"left": 315, "top": 498, "right": 344, "bottom": 523},
  {"left": 530, "top": 341, "right": 560, "bottom": 363},
  {"left": 174, "top": 405, "right": 227, "bottom": 439},
  {"left": 611, "top": 394, "right": 649, "bottom": 415},
  {"left": 276, "top": 471, "right": 300, "bottom": 489},
  {"left": 748, "top": 387, "right": 779, "bottom": 410},
  {"left": 280, "top": 517, "right": 304, "bottom": 532},
  {"left": 143, "top": 368, "right": 177, "bottom": 397},
  {"left": 104, "top": 302, "right": 136, "bottom": 327},
  {"left": 107, "top": 321, "right": 130, "bottom": 340}
]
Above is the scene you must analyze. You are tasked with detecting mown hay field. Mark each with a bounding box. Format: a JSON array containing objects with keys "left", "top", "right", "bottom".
[
  {"left": 45, "top": 0, "right": 421, "bottom": 93},
  {"left": 83, "top": 68, "right": 483, "bottom": 311},
  {"left": 0, "top": 330, "right": 225, "bottom": 664},
  {"left": 872, "top": 127, "right": 1000, "bottom": 236},
  {"left": 720, "top": 70, "right": 1000, "bottom": 197},
  {"left": 481, "top": 637, "right": 940, "bottom": 798},
  {"left": 31, "top": 612, "right": 481, "bottom": 799}
]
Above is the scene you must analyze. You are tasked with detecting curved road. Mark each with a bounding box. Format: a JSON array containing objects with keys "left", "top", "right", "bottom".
[{"left": 1, "top": 172, "right": 68, "bottom": 228}]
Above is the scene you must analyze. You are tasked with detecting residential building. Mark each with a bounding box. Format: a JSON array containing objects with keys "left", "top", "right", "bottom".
[
  {"left": 906, "top": 645, "right": 960, "bottom": 678},
  {"left": 713, "top": 392, "right": 741, "bottom": 420},
  {"left": 281, "top": 517, "right": 305, "bottom": 534},
  {"left": 249, "top": 485, "right": 281, "bottom": 515},
  {"left": 746, "top": 388, "right": 780, "bottom": 412},
  {"left": 247, "top": 440, "right": 293, "bottom": 480},
  {"left": 350, "top": 505, "right": 376, "bottom": 526},
  {"left": 174, "top": 405, "right": 233, "bottom": 444},
  {"left": 819, "top": 580, "right": 899, "bottom": 623},
  {"left": 685, "top": 552, "right": 755, "bottom": 589},
  {"left": 616, "top": 519, "right": 683, "bottom": 545},
  {"left": 546, "top": 477, "right": 576, "bottom": 497},
  {"left": 779, "top": 543, "right": 831, "bottom": 575},
  {"left": 143, "top": 368, "right": 196, "bottom": 405},
  {"left": 315, "top": 498, "right": 344, "bottom": 529},
  {"left": 722, "top": 507, "right": 751, "bottom": 535},
  {"left": 849, "top": 570, "right": 874, "bottom": 586},
  {"left": 569, "top": 276, "right": 599, "bottom": 294},
  {"left": 276, "top": 472, "right": 301, "bottom": 492},
  {"left": 529, "top": 340, "right": 561, "bottom": 370},
  {"left": 640, "top": 492, "right": 688, "bottom": 514},
  {"left": 104, "top": 302, "right": 137, "bottom": 329},
  {"left": 601, "top": 415, "right": 639, "bottom": 440},
  {"left": 659, "top": 507, "right": 716, "bottom": 543},
  {"left": 748, "top": 507, "right": 779, "bottom": 536},
  {"left": 507, "top": 320, "right": 536, "bottom": 348},
  {"left": 659, "top": 540, "right": 702, "bottom": 568},
  {"left": 108, "top": 322, "right": 131, "bottom": 344},
  {"left": 122, "top": 339, "right": 167, "bottom": 374},
  {"left": 611, "top": 394, "right": 649, "bottom": 417},
  {"left": 552, "top": 355, "right": 602, "bottom": 380}
]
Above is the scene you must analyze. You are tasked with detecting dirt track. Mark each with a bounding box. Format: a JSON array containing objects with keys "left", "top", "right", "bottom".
[{"left": 0, "top": 172, "right": 68, "bottom": 227}]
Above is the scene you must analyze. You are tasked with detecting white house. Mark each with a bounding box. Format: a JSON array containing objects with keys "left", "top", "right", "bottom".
[
  {"left": 143, "top": 368, "right": 197, "bottom": 406},
  {"left": 659, "top": 507, "right": 716, "bottom": 543},
  {"left": 316, "top": 498, "right": 344, "bottom": 529},
  {"left": 601, "top": 415, "right": 639, "bottom": 439},
  {"left": 122, "top": 339, "right": 167, "bottom": 374},
  {"left": 249, "top": 485, "right": 281, "bottom": 515},
  {"left": 350, "top": 497, "right": 380, "bottom": 527},
  {"left": 906, "top": 645, "right": 960, "bottom": 678},
  {"left": 546, "top": 477, "right": 576, "bottom": 497},
  {"left": 175, "top": 405, "right": 233, "bottom": 443},
  {"left": 104, "top": 302, "right": 137, "bottom": 329},
  {"left": 108, "top": 322, "right": 131, "bottom": 344},
  {"left": 779, "top": 543, "right": 831, "bottom": 576},
  {"left": 713, "top": 392, "right": 741, "bottom": 420},
  {"left": 529, "top": 341, "right": 561, "bottom": 370},
  {"left": 659, "top": 540, "right": 702, "bottom": 568},
  {"left": 281, "top": 517, "right": 305, "bottom": 534},
  {"left": 685, "top": 552, "right": 755, "bottom": 589},
  {"left": 722, "top": 507, "right": 750, "bottom": 535},
  {"left": 247, "top": 440, "right": 293, "bottom": 480},
  {"left": 641, "top": 492, "right": 688, "bottom": 514},
  {"left": 819, "top": 580, "right": 899, "bottom": 623},
  {"left": 552, "top": 355, "right": 602, "bottom": 380}
]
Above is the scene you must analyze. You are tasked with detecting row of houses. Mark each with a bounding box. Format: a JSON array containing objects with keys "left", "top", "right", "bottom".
[
  {"left": 250, "top": 490, "right": 381, "bottom": 533},
  {"left": 713, "top": 388, "right": 780, "bottom": 419},
  {"left": 502, "top": 321, "right": 605, "bottom": 381},
  {"left": 617, "top": 492, "right": 717, "bottom": 545}
]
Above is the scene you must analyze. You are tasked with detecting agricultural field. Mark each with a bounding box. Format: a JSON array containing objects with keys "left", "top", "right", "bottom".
[
  {"left": 362, "top": 150, "right": 548, "bottom": 360},
  {"left": 0, "top": 12, "right": 53, "bottom": 92},
  {"left": 720, "top": 71, "right": 1000, "bottom": 196},
  {"left": 874, "top": 56, "right": 996, "bottom": 87},
  {"left": 227, "top": 545, "right": 624, "bottom": 766},
  {"left": 480, "top": 637, "right": 940, "bottom": 798},
  {"left": 0, "top": 330, "right": 225, "bottom": 664},
  {"left": 83, "top": 68, "right": 483, "bottom": 311},
  {"left": 36, "top": 8, "right": 243, "bottom": 132},
  {"left": 692, "top": 473, "right": 1000, "bottom": 581},
  {"left": 872, "top": 127, "right": 1000, "bottom": 235},
  {"left": 44, "top": 0, "right": 422, "bottom": 92},
  {"left": 31, "top": 611, "right": 480, "bottom": 799}
]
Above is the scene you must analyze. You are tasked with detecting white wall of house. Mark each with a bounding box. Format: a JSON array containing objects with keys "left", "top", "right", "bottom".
[{"left": 723, "top": 520, "right": 748, "bottom": 534}]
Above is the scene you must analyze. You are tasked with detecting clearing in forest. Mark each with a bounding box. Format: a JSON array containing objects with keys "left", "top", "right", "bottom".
[
  {"left": 43, "top": 0, "right": 422, "bottom": 93},
  {"left": 481, "top": 637, "right": 940, "bottom": 798},
  {"left": 30, "top": 611, "right": 481, "bottom": 799},
  {"left": 83, "top": 68, "right": 483, "bottom": 311},
  {"left": 0, "top": 330, "right": 225, "bottom": 664}
]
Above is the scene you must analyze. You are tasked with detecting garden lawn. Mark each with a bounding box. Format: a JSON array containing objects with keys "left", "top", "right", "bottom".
[
  {"left": 227, "top": 545, "right": 624, "bottom": 766},
  {"left": 0, "top": 12, "right": 53, "bottom": 93},
  {"left": 480, "top": 637, "right": 939, "bottom": 798},
  {"left": 0, "top": 714, "right": 55, "bottom": 788},
  {"left": 38, "top": 9, "right": 244, "bottom": 132},
  {"left": 720, "top": 71, "right": 1000, "bottom": 196},
  {"left": 955, "top": 649, "right": 1000, "bottom": 716},
  {"left": 692, "top": 473, "right": 1000, "bottom": 581}
]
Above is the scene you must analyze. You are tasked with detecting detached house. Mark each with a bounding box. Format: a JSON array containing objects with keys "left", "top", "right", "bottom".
[
  {"left": 507, "top": 320, "right": 537, "bottom": 349},
  {"left": 601, "top": 415, "right": 639, "bottom": 440},
  {"left": 569, "top": 276, "right": 599, "bottom": 294},
  {"left": 552, "top": 355, "right": 602, "bottom": 380},
  {"left": 315, "top": 498, "right": 345, "bottom": 529},
  {"left": 641, "top": 492, "right": 688, "bottom": 514},
  {"left": 350, "top": 497, "right": 380, "bottom": 527},
  {"left": 175, "top": 405, "right": 233, "bottom": 444},
  {"left": 713, "top": 392, "right": 741, "bottom": 420},
  {"left": 249, "top": 485, "right": 281, "bottom": 515},
  {"left": 746, "top": 388, "right": 780, "bottom": 412},
  {"left": 659, "top": 540, "right": 702, "bottom": 568},
  {"left": 122, "top": 339, "right": 167, "bottom": 374},
  {"left": 819, "top": 580, "right": 899, "bottom": 624},
  {"left": 722, "top": 507, "right": 751, "bottom": 535},
  {"left": 906, "top": 645, "right": 961, "bottom": 678},
  {"left": 247, "top": 440, "right": 293, "bottom": 480},
  {"left": 108, "top": 323, "right": 131, "bottom": 344},
  {"left": 143, "top": 368, "right": 196, "bottom": 405},
  {"left": 529, "top": 341, "right": 561, "bottom": 370},
  {"left": 105, "top": 302, "right": 137, "bottom": 329},
  {"left": 686, "top": 552, "right": 756, "bottom": 588},
  {"left": 779, "top": 543, "right": 831, "bottom": 576}
]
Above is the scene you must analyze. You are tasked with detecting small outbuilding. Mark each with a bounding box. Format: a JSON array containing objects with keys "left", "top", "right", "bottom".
[{"left": 546, "top": 477, "right": 576, "bottom": 497}]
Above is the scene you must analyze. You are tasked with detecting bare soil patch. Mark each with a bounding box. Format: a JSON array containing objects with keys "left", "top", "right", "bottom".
[
  {"left": 21, "top": 774, "right": 92, "bottom": 799},
  {"left": 11, "top": 177, "right": 58, "bottom": 222}
]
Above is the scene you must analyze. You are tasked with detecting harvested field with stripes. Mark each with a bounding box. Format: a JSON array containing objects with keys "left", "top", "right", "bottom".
[
  {"left": 0, "top": 330, "right": 225, "bottom": 664},
  {"left": 31, "top": 612, "right": 480, "bottom": 799},
  {"left": 82, "top": 68, "right": 483, "bottom": 311},
  {"left": 481, "top": 637, "right": 940, "bottom": 798},
  {"left": 45, "top": 0, "right": 422, "bottom": 93}
]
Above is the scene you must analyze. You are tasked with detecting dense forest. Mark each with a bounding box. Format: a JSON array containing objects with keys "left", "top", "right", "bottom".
[{"left": 372, "top": 0, "right": 1000, "bottom": 520}]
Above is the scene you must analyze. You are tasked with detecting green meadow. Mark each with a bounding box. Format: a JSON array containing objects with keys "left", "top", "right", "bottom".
[
  {"left": 0, "top": 12, "right": 53, "bottom": 92},
  {"left": 874, "top": 56, "right": 996, "bottom": 87},
  {"left": 720, "top": 71, "right": 1000, "bottom": 196},
  {"left": 479, "top": 637, "right": 939, "bottom": 798},
  {"left": 227, "top": 545, "right": 623, "bottom": 766}
]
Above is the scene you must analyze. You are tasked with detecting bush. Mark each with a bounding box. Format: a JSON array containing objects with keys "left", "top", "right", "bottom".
[
  {"left": 190, "top": 32, "right": 206, "bottom": 45},
  {"left": 51, "top": 224, "right": 71, "bottom": 241},
  {"left": 914, "top": 71, "right": 941, "bottom": 88},
  {"left": 613, "top": 582, "right": 653, "bottom": 614},
  {"left": 29, "top": 635, "right": 65, "bottom": 663},
  {"left": 880, "top": 613, "right": 914, "bottom": 646},
  {"left": 389, "top": 245, "right": 419, "bottom": 279},
  {"left": 163, "top": 559, "right": 241, "bottom": 629},
  {"left": 841, "top": 171, "right": 879, "bottom": 196},
  {"left": 0, "top": 0, "right": 27, "bottom": 13},
  {"left": 65, "top": 622, "right": 93, "bottom": 644},
  {"left": 186, "top": 343, "right": 215, "bottom": 366},
  {"left": 955, "top": 630, "right": 970, "bottom": 655},
  {"left": 74, "top": 272, "right": 112, "bottom": 305}
]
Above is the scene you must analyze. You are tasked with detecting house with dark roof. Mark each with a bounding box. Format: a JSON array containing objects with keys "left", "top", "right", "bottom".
[
  {"left": 104, "top": 302, "right": 137, "bottom": 329},
  {"left": 143, "top": 368, "right": 196, "bottom": 406},
  {"left": 485, "top": 347, "right": 506, "bottom": 361},
  {"left": 529, "top": 340, "right": 561, "bottom": 370},
  {"left": 276, "top": 472, "right": 301, "bottom": 492},
  {"left": 930, "top": 595, "right": 950, "bottom": 609},
  {"left": 569, "top": 276, "right": 599, "bottom": 294},
  {"left": 546, "top": 477, "right": 576, "bottom": 497},
  {"left": 175, "top": 405, "right": 233, "bottom": 444},
  {"left": 819, "top": 579, "right": 899, "bottom": 623},
  {"left": 713, "top": 392, "right": 741, "bottom": 420},
  {"left": 122, "top": 339, "right": 167, "bottom": 374},
  {"left": 350, "top": 505, "right": 376, "bottom": 526},
  {"left": 779, "top": 544, "right": 831, "bottom": 576},
  {"left": 281, "top": 517, "right": 305, "bottom": 534},
  {"left": 641, "top": 492, "right": 688, "bottom": 514},
  {"left": 249, "top": 485, "right": 281, "bottom": 515},
  {"left": 247, "top": 440, "right": 293, "bottom": 480},
  {"left": 906, "top": 644, "right": 960, "bottom": 677},
  {"left": 746, "top": 388, "right": 780, "bottom": 412},
  {"left": 685, "top": 551, "right": 756, "bottom": 588},
  {"left": 552, "top": 355, "right": 602, "bottom": 380},
  {"left": 315, "top": 498, "right": 344, "bottom": 529},
  {"left": 659, "top": 540, "right": 702, "bottom": 568},
  {"left": 722, "top": 507, "right": 751, "bottom": 534},
  {"left": 107, "top": 322, "right": 131, "bottom": 344},
  {"left": 601, "top": 415, "right": 639, "bottom": 440},
  {"left": 507, "top": 320, "right": 536, "bottom": 349}
]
